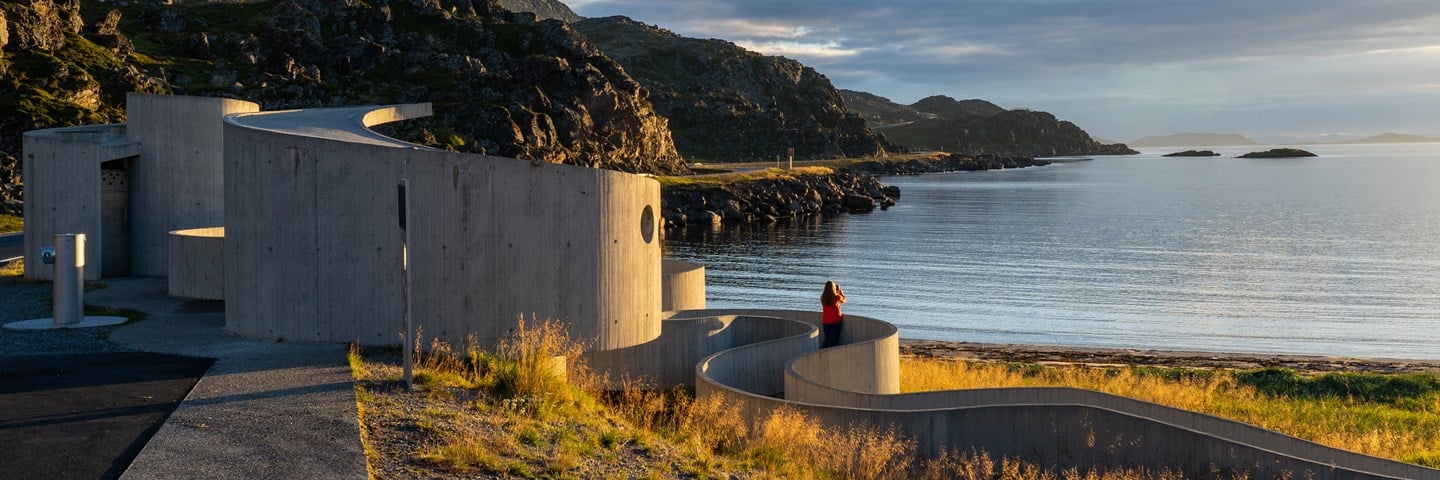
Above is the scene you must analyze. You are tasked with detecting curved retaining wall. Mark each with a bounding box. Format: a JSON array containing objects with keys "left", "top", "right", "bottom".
[
  {"left": 167, "top": 227, "right": 225, "bottom": 300},
  {"left": 586, "top": 313, "right": 814, "bottom": 390},
  {"left": 681, "top": 309, "right": 1434, "bottom": 480},
  {"left": 660, "top": 260, "right": 706, "bottom": 311},
  {"left": 223, "top": 104, "right": 661, "bottom": 349}
]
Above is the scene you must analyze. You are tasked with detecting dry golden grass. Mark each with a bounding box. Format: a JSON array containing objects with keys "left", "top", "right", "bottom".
[
  {"left": 656, "top": 166, "right": 836, "bottom": 188},
  {"left": 0, "top": 214, "right": 21, "bottom": 234},
  {"left": 902, "top": 358, "right": 1440, "bottom": 467},
  {"left": 351, "top": 318, "right": 1299, "bottom": 478}
]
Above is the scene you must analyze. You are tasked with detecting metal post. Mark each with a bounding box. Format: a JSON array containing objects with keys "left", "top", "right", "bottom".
[{"left": 52, "top": 234, "right": 85, "bottom": 325}]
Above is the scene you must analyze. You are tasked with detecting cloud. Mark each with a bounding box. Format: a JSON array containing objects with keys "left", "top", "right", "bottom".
[
  {"left": 734, "top": 40, "right": 863, "bottom": 59},
  {"left": 683, "top": 19, "right": 811, "bottom": 39},
  {"left": 571, "top": 0, "right": 1440, "bottom": 138}
]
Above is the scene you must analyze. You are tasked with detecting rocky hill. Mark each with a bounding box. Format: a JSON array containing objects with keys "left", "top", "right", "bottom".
[
  {"left": 494, "top": 0, "right": 582, "bottom": 23},
  {"left": 0, "top": 0, "right": 688, "bottom": 214},
  {"left": 848, "top": 94, "right": 1136, "bottom": 157},
  {"left": 573, "top": 16, "right": 890, "bottom": 162},
  {"left": 837, "top": 89, "right": 926, "bottom": 126}
]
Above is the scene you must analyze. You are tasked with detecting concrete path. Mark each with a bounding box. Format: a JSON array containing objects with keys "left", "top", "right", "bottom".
[{"left": 80, "top": 278, "right": 369, "bottom": 479}]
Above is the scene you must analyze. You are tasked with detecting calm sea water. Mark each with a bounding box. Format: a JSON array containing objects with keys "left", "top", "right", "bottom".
[{"left": 664, "top": 144, "right": 1440, "bottom": 359}]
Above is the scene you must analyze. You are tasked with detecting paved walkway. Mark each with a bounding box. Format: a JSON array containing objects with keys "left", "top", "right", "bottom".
[{"left": 2, "top": 276, "right": 369, "bottom": 479}]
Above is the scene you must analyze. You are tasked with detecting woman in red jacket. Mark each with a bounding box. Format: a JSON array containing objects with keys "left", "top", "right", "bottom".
[{"left": 820, "top": 281, "right": 846, "bottom": 348}]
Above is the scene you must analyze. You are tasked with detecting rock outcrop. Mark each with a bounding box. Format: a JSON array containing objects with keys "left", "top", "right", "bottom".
[
  {"left": 843, "top": 90, "right": 1137, "bottom": 157},
  {"left": 493, "top": 0, "right": 582, "bottom": 23},
  {"left": 574, "top": 16, "right": 891, "bottom": 162},
  {"left": 1237, "top": 148, "right": 1317, "bottom": 158},
  {"left": 845, "top": 153, "right": 1052, "bottom": 175},
  {"left": 662, "top": 171, "right": 895, "bottom": 229},
  {"left": 1163, "top": 150, "right": 1221, "bottom": 157},
  {"left": 0, "top": 0, "right": 690, "bottom": 215}
]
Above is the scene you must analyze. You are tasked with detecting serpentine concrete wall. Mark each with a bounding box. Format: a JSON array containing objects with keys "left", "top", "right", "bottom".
[
  {"left": 126, "top": 94, "right": 260, "bottom": 276},
  {"left": 167, "top": 227, "right": 225, "bottom": 300},
  {"left": 22, "top": 124, "right": 138, "bottom": 281},
  {"left": 680, "top": 309, "right": 1433, "bottom": 480},
  {"left": 660, "top": 260, "right": 706, "bottom": 311},
  {"left": 222, "top": 104, "right": 661, "bottom": 349}
]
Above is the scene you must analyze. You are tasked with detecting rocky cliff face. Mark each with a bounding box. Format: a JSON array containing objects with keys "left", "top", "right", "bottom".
[
  {"left": 493, "top": 0, "right": 582, "bottom": 23},
  {"left": 574, "top": 16, "right": 890, "bottom": 162},
  {"left": 845, "top": 91, "right": 1138, "bottom": 157},
  {"left": 0, "top": 0, "right": 687, "bottom": 215},
  {"left": 0, "top": 1, "right": 171, "bottom": 214}
]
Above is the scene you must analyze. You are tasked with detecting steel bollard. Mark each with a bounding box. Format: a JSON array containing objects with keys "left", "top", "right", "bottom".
[{"left": 52, "top": 234, "right": 85, "bottom": 325}]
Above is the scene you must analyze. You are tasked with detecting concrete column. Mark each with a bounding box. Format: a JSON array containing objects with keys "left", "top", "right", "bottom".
[{"left": 52, "top": 234, "right": 85, "bottom": 325}]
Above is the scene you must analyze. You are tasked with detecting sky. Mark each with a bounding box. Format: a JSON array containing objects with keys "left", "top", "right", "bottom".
[{"left": 566, "top": 0, "right": 1440, "bottom": 142}]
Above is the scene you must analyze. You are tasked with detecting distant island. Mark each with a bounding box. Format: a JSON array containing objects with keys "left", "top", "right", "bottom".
[
  {"left": 1238, "top": 148, "right": 1317, "bottom": 158},
  {"left": 1163, "top": 150, "right": 1221, "bottom": 157},
  {"left": 1138, "top": 131, "right": 1440, "bottom": 147}
]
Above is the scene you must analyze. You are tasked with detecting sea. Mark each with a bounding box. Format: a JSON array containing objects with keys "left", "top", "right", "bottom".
[{"left": 663, "top": 144, "right": 1440, "bottom": 360}]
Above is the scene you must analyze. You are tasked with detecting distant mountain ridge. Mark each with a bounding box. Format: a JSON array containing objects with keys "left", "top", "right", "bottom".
[
  {"left": 843, "top": 91, "right": 1137, "bottom": 157},
  {"left": 1140, "top": 132, "right": 1440, "bottom": 147},
  {"left": 1129, "top": 133, "right": 1261, "bottom": 147}
]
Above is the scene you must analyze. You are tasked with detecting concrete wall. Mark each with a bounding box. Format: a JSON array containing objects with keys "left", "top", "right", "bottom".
[
  {"left": 675, "top": 307, "right": 1433, "bottom": 480},
  {"left": 22, "top": 124, "right": 140, "bottom": 281},
  {"left": 168, "top": 227, "right": 225, "bottom": 300},
  {"left": 125, "top": 94, "right": 259, "bottom": 276},
  {"left": 223, "top": 104, "right": 662, "bottom": 350},
  {"left": 661, "top": 260, "right": 706, "bottom": 311},
  {"left": 586, "top": 314, "right": 814, "bottom": 389}
]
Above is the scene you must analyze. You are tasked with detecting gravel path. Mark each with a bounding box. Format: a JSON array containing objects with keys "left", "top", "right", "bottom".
[{"left": 0, "top": 279, "right": 139, "bottom": 356}]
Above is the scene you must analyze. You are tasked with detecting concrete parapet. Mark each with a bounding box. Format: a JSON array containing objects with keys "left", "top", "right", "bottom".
[
  {"left": 586, "top": 314, "right": 814, "bottom": 389},
  {"left": 168, "top": 227, "right": 225, "bottom": 300},
  {"left": 672, "top": 306, "right": 1434, "bottom": 479},
  {"left": 661, "top": 260, "right": 706, "bottom": 311}
]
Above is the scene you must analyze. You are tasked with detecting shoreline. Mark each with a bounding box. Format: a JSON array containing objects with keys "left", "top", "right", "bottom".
[{"left": 900, "top": 338, "right": 1440, "bottom": 374}]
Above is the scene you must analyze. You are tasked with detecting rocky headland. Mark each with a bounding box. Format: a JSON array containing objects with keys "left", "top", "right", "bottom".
[
  {"left": 1238, "top": 148, "right": 1317, "bottom": 158},
  {"left": 661, "top": 152, "right": 1057, "bottom": 229},
  {"left": 1163, "top": 150, "right": 1222, "bottom": 157},
  {"left": 573, "top": 16, "right": 891, "bottom": 162},
  {"left": 661, "top": 170, "right": 896, "bottom": 229},
  {"left": 840, "top": 93, "right": 1138, "bottom": 157}
]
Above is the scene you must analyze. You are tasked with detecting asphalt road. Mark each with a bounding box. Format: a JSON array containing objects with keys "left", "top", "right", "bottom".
[{"left": 0, "top": 233, "right": 20, "bottom": 261}]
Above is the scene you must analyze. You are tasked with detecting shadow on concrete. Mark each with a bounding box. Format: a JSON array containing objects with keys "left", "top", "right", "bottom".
[{"left": 0, "top": 352, "right": 214, "bottom": 480}]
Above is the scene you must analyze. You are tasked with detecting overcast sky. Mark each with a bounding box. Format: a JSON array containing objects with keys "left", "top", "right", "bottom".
[{"left": 567, "top": 1, "right": 1440, "bottom": 142}]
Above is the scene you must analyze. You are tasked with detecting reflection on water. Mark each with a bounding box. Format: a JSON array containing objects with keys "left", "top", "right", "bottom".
[{"left": 664, "top": 144, "right": 1440, "bottom": 359}]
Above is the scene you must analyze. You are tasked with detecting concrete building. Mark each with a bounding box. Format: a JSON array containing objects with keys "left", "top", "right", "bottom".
[{"left": 21, "top": 95, "right": 1436, "bottom": 479}]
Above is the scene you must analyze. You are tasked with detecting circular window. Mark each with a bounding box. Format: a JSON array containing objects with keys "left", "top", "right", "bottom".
[{"left": 641, "top": 205, "right": 656, "bottom": 244}]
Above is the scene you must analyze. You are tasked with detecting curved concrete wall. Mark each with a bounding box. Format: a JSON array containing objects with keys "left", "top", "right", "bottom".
[
  {"left": 660, "top": 260, "right": 706, "bottom": 311},
  {"left": 222, "top": 104, "right": 661, "bottom": 349},
  {"left": 586, "top": 313, "right": 814, "bottom": 389},
  {"left": 167, "top": 227, "right": 225, "bottom": 300},
  {"left": 679, "top": 308, "right": 1434, "bottom": 480},
  {"left": 126, "top": 94, "right": 260, "bottom": 276}
]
